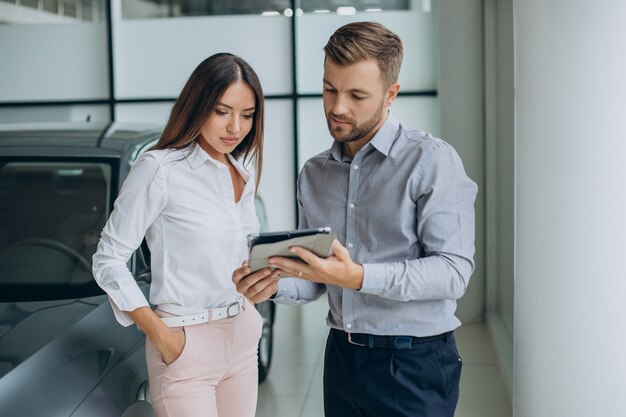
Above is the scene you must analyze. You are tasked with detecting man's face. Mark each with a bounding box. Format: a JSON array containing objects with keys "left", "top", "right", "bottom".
[{"left": 322, "top": 59, "right": 391, "bottom": 144}]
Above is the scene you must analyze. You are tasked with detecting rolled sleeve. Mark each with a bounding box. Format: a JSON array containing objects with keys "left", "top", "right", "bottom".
[
  {"left": 92, "top": 152, "right": 167, "bottom": 326},
  {"left": 108, "top": 284, "right": 149, "bottom": 327}
]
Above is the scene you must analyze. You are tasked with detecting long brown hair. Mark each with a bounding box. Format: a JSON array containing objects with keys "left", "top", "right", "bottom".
[
  {"left": 324, "top": 22, "right": 403, "bottom": 88},
  {"left": 155, "top": 53, "right": 265, "bottom": 190}
]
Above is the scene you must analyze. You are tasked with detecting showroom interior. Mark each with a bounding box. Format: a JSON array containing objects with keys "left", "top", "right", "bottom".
[{"left": 1, "top": 0, "right": 625, "bottom": 416}]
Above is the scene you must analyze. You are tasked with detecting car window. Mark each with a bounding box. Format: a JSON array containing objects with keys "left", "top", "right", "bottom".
[{"left": 0, "top": 161, "right": 111, "bottom": 290}]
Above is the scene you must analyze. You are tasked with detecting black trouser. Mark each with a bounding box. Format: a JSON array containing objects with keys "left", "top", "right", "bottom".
[{"left": 323, "top": 328, "right": 462, "bottom": 417}]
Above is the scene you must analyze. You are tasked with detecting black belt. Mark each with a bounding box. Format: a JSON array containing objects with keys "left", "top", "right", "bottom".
[{"left": 334, "top": 328, "right": 451, "bottom": 350}]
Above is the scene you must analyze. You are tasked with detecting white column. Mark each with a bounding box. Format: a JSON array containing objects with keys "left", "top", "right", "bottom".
[{"left": 514, "top": 1, "right": 626, "bottom": 416}]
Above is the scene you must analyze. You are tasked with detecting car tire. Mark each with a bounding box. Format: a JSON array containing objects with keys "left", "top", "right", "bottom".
[{"left": 255, "top": 301, "right": 275, "bottom": 383}]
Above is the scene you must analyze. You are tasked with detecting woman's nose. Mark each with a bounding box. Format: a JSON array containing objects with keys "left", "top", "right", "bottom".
[{"left": 227, "top": 117, "right": 240, "bottom": 134}]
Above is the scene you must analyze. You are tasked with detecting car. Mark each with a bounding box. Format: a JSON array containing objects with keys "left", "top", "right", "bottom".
[{"left": 0, "top": 122, "right": 275, "bottom": 417}]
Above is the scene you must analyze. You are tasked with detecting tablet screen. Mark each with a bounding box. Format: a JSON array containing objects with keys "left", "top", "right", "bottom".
[
  {"left": 247, "top": 227, "right": 335, "bottom": 272},
  {"left": 248, "top": 227, "right": 331, "bottom": 247}
]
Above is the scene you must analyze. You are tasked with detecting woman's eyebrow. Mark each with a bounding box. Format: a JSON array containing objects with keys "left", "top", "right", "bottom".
[{"left": 218, "top": 102, "right": 256, "bottom": 111}]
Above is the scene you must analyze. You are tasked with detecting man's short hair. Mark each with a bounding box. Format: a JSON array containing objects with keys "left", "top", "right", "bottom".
[{"left": 323, "top": 21, "right": 403, "bottom": 87}]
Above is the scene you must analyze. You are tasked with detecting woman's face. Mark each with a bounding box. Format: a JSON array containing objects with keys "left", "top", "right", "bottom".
[{"left": 198, "top": 80, "right": 256, "bottom": 163}]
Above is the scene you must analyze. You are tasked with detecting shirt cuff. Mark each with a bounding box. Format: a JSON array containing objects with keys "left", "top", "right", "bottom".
[
  {"left": 106, "top": 282, "right": 150, "bottom": 327},
  {"left": 359, "top": 263, "right": 388, "bottom": 295},
  {"left": 272, "top": 278, "right": 308, "bottom": 305}
]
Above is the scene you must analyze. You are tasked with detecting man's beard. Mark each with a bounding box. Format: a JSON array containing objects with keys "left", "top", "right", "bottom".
[{"left": 326, "top": 104, "right": 385, "bottom": 143}]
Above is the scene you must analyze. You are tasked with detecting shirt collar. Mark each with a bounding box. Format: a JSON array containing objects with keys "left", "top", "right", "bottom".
[
  {"left": 227, "top": 153, "right": 253, "bottom": 184},
  {"left": 328, "top": 140, "right": 343, "bottom": 163},
  {"left": 368, "top": 111, "right": 400, "bottom": 157},
  {"left": 325, "top": 112, "right": 400, "bottom": 164},
  {"left": 186, "top": 142, "right": 211, "bottom": 170},
  {"left": 187, "top": 141, "right": 254, "bottom": 186}
]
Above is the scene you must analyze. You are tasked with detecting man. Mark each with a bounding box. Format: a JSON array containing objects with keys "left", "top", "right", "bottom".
[{"left": 233, "top": 21, "right": 477, "bottom": 417}]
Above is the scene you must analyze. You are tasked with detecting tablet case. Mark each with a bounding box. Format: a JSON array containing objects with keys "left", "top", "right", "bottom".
[{"left": 248, "top": 233, "right": 336, "bottom": 272}]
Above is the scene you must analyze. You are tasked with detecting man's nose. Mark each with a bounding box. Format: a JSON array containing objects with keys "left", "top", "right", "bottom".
[{"left": 330, "top": 94, "right": 349, "bottom": 115}]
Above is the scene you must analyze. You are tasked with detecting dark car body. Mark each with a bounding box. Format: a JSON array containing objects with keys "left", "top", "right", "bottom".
[{"left": 0, "top": 122, "right": 274, "bottom": 417}]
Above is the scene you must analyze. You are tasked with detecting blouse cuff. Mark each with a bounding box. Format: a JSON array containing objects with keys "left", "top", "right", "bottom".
[{"left": 106, "top": 282, "right": 150, "bottom": 327}]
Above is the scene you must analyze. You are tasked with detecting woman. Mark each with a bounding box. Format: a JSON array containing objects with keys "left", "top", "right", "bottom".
[{"left": 92, "top": 53, "right": 278, "bottom": 417}]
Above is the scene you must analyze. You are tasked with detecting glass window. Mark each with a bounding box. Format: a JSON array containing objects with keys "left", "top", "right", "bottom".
[
  {"left": 0, "top": 0, "right": 105, "bottom": 23},
  {"left": 0, "top": 1, "right": 109, "bottom": 101},
  {"left": 297, "top": 96, "right": 440, "bottom": 171},
  {"left": 0, "top": 105, "right": 110, "bottom": 124},
  {"left": 115, "top": 102, "right": 174, "bottom": 123},
  {"left": 114, "top": 15, "right": 291, "bottom": 97},
  {"left": 296, "top": 0, "right": 438, "bottom": 94},
  {"left": 300, "top": 0, "right": 409, "bottom": 13},
  {"left": 391, "top": 96, "right": 440, "bottom": 137},
  {"left": 258, "top": 99, "right": 296, "bottom": 230},
  {"left": 0, "top": 161, "right": 112, "bottom": 287},
  {"left": 121, "top": 0, "right": 409, "bottom": 20}
]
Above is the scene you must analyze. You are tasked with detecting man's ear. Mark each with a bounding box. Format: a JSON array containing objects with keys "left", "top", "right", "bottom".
[{"left": 384, "top": 82, "right": 400, "bottom": 108}]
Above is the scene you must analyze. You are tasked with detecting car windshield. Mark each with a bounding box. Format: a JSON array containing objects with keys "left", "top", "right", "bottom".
[{"left": 0, "top": 160, "right": 111, "bottom": 290}]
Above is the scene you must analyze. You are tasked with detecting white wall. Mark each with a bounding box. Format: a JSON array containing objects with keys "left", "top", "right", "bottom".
[
  {"left": 438, "top": 0, "right": 485, "bottom": 323},
  {"left": 514, "top": 1, "right": 626, "bottom": 416}
]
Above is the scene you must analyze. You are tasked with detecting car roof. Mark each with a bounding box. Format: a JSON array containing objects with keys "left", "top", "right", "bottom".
[{"left": 0, "top": 122, "right": 163, "bottom": 156}]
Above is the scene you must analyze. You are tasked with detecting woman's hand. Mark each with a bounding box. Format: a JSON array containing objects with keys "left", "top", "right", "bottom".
[
  {"left": 155, "top": 327, "right": 186, "bottom": 365},
  {"left": 232, "top": 262, "right": 280, "bottom": 303},
  {"left": 126, "top": 306, "right": 187, "bottom": 365}
]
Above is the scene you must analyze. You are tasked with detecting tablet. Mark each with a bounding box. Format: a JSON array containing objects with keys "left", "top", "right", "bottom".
[{"left": 247, "top": 227, "right": 335, "bottom": 272}]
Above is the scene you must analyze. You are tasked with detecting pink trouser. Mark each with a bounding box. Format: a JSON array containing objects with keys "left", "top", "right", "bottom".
[{"left": 146, "top": 300, "right": 262, "bottom": 417}]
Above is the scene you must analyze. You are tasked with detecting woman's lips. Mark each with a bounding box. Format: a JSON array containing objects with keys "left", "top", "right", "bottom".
[{"left": 220, "top": 136, "right": 239, "bottom": 145}]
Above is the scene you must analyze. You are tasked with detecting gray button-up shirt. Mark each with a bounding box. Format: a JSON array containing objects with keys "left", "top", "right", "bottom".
[{"left": 275, "top": 112, "right": 478, "bottom": 337}]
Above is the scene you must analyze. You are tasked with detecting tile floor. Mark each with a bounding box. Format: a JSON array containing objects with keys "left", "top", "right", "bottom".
[{"left": 256, "top": 295, "right": 512, "bottom": 417}]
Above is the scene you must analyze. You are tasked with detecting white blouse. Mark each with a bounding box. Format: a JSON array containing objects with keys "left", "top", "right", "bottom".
[{"left": 92, "top": 143, "right": 259, "bottom": 326}]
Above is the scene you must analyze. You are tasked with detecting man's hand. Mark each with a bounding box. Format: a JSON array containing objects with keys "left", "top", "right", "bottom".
[
  {"left": 232, "top": 262, "right": 280, "bottom": 304},
  {"left": 269, "top": 239, "right": 363, "bottom": 290}
]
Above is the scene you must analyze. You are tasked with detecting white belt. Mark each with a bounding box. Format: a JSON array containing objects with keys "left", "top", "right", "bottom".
[{"left": 157, "top": 297, "right": 244, "bottom": 328}]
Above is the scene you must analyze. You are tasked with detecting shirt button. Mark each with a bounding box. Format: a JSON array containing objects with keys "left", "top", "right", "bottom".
[
  {"left": 346, "top": 323, "right": 352, "bottom": 329},
  {"left": 347, "top": 242, "right": 354, "bottom": 248},
  {"left": 349, "top": 203, "right": 355, "bottom": 209},
  {"left": 353, "top": 164, "right": 359, "bottom": 170}
]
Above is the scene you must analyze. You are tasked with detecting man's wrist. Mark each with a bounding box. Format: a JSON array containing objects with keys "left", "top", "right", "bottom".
[{"left": 351, "top": 263, "right": 364, "bottom": 290}]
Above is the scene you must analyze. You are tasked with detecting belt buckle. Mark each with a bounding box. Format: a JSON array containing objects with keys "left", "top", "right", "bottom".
[
  {"left": 226, "top": 302, "right": 240, "bottom": 318},
  {"left": 347, "top": 333, "right": 366, "bottom": 347}
]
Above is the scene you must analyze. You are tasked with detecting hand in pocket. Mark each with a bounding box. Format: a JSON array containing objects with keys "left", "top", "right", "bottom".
[{"left": 158, "top": 327, "right": 186, "bottom": 365}]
